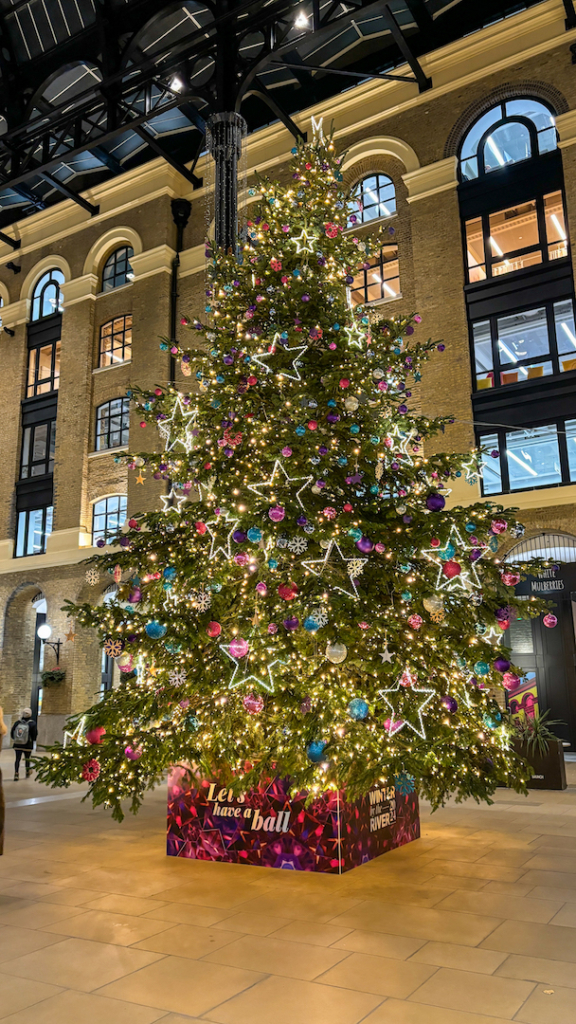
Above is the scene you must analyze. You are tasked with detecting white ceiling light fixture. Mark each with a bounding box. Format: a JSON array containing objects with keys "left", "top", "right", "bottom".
[
  {"left": 294, "top": 9, "right": 310, "bottom": 29},
  {"left": 170, "top": 75, "right": 184, "bottom": 93}
]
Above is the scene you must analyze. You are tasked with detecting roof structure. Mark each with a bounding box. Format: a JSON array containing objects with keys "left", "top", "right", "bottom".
[{"left": 0, "top": 0, "right": 568, "bottom": 234}]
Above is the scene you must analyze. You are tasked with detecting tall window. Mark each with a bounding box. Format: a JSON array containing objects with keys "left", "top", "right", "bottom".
[
  {"left": 20, "top": 421, "right": 56, "bottom": 478},
  {"left": 27, "top": 340, "right": 61, "bottom": 397},
  {"left": 31, "top": 269, "right": 64, "bottom": 322},
  {"left": 348, "top": 174, "right": 396, "bottom": 227},
  {"left": 472, "top": 300, "right": 576, "bottom": 390},
  {"left": 465, "top": 190, "right": 567, "bottom": 282},
  {"left": 15, "top": 506, "right": 53, "bottom": 557},
  {"left": 459, "top": 98, "right": 557, "bottom": 181},
  {"left": 96, "top": 398, "right": 129, "bottom": 451},
  {"left": 350, "top": 245, "right": 400, "bottom": 305},
  {"left": 479, "top": 421, "right": 576, "bottom": 495},
  {"left": 92, "top": 495, "right": 127, "bottom": 545},
  {"left": 99, "top": 315, "right": 132, "bottom": 367},
  {"left": 102, "top": 247, "right": 134, "bottom": 291}
]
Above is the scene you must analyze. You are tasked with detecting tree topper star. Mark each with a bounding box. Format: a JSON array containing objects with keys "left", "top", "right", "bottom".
[
  {"left": 302, "top": 540, "right": 367, "bottom": 600},
  {"left": 252, "top": 334, "right": 309, "bottom": 382},
  {"left": 248, "top": 460, "right": 313, "bottom": 511}
]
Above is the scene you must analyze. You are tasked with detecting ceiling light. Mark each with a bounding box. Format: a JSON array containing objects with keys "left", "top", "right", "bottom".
[
  {"left": 170, "top": 75, "right": 184, "bottom": 93},
  {"left": 294, "top": 10, "right": 310, "bottom": 28},
  {"left": 551, "top": 213, "right": 566, "bottom": 240},
  {"left": 487, "top": 136, "right": 505, "bottom": 166},
  {"left": 489, "top": 235, "right": 504, "bottom": 257},
  {"left": 508, "top": 450, "right": 538, "bottom": 477}
]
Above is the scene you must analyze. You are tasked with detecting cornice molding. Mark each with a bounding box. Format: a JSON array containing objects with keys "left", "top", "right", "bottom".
[
  {"left": 130, "top": 244, "right": 176, "bottom": 281},
  {"left": 1, "top": 297, "right": 29, "bottom": 327},
  {"left": 402, "top": 157, "right": 458, "bottom": 204},
  {"left": 556, "top": 108, "right": 576, "bottom": 148},
  {"left": 61, "top": 274, "right": 98, "bottom": 307}
]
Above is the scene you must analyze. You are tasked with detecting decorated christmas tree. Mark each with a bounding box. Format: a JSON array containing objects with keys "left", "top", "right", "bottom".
[{"left": 37, "top": 122, "right": 550, "bottom": 821}]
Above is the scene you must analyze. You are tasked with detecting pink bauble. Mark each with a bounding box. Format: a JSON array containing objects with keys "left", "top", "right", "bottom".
[
  {"left": 543, "top": 613, "right": 557, "bottom": 628},
  {"left": 256, "top": 582, "right": 267, "bottom": 595},
  {"left": 125, "top": 746, "right": 142, "bottom": 761},
  {"left": 501, "top": 571, "right": 521, "bottom": 587},
  {"left": 206, "top": 621, "right": 222, "bottom": 637},
  {"left": 85, "top": 726, "right": 106, "bottom": 745},
  {"left": 498, "top": 619, "right": 510, "bottom": 631},
  {"left": 278, "top": 583, "right": 298, "bottom": 601},
  {"left": 375, "top": 543, "right": 385, "bottom": 553},
  {"left": 229, "top": 637, "right": 249, "bottom": 658},
  {"left": 408, "top": 614, "right": 423, "bottom": 630},
  {"left": 81, "top": 758, "right": 100, "bottom": 782},
  {"left": 502, "top": 672, "right": 521, "bottom": 691},
  {"left": 118, "top": 653, "right": 133, "bottom": 673},
  {"left": 268, "top": 506, "right": 285, "bottom": 522},
  {"left": 491, "top": 519, "right": 508, "bottom": 534},
  {"left": 234, "top": 553, "right": 249, "bottom": 566},
  {"left": 243, "top": 693, "right": 264, "bottom": 715},
  {"left": 267, "top": 623, "right": 278, "bottom": 634}
]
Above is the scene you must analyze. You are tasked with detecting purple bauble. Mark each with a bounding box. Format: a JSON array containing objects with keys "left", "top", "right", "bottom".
[
  {"left": 426, "top": 493, "right": 446, "bottom": 512},
  {"left": 233, "top": 530, "right": 247, "bottom": 543},
  {"left": 356, "top": 537, "right": 374, "bottom": 553},
  {"left": 283, "top": 616, "right": 299, "bottom": 631},
  {"left": 495, "top": 606, "right": 511, "bottom": 621},
  {"left": 493, "top": 657, "right": 511, "bottom": 674},
  {"left": 296, "top": 516, "right": 307, "bottom": 526},
  {"left": 442, "top": 695, "right": 458, "bottom": 713},
  {"left": 269, "top": 506, "right": 285, "bottom": 522}
]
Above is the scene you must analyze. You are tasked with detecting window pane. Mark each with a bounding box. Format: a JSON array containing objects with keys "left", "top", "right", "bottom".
[
  {"left": 479, "top": 434, "right": 502, "bottom": 495},
  {"left": 16, "top": 512, "right": 26, "bottom": 557},
  {"left": 483, "top": 122, "right": 531, "bottom": 172},
  {"left": 472, "top": 320, "right": 493, "bottom": 388},
  {"left": 566, "top": 420, "right": 576, "bottom": 481},
  {"left": 497, "top": 308, "right": 549, "bottom": 365},
  {"left": 32, "top": 423, "right": 47, "bottom": 463},
  {"left": 28, "top": 509, "right": 44, "bottom": 554},
  {"left": 538, "top": 126, "right": 557, "bottom": 155},
  {"left": 53, "top": 342, "right": 61, "bottom": 390},
  {"left": 347, "top": 174, "right": 396, "bottom": 227},
  {"left": 507, "top": 426, "right": 561, "bottom": 490},
  {"left": 545, "top": 191, "right": 568, "bottom": 260},
  {"left": 505, "top": 99, "right": 555, "bottom": 134},
  {"left": 27, "top": 351, "right": 36, "bottom": 396},
  {"left": 37, "top": 345, "right": 53, "bottom": 383},
  {"left": 489, "top": 199, "right": 539, "bottom": 268},
  {"left": 465, "top": 217, "right": 485, "bottom": 281},
  {"left": 20, "top": 427, "right": 30, "bottom": 478},
  {"left": 554, "top": 300, "right": 576, "bottom": 371},
  {"left": 500, "top": 361, "right": 552, "bottom": 386},
  {"left": 45, "top": 506, "right": 53, "bottom": 538},
  {"left": 461, "top": 106, "right": 503, "bottom": 160}
]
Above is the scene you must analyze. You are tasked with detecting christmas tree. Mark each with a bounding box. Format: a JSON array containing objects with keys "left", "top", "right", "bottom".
[{"left": 37, "top": 121, "right": 548, "bottom": 821}]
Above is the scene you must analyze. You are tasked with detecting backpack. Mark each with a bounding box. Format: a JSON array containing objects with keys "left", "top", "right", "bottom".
[{"left": 13, "top": 720, "right": 30, "bottom": 746}]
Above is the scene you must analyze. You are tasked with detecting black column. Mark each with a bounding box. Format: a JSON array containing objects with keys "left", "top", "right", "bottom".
[{"left": 207, "top": 112, "right": 246, "bottom": 252}]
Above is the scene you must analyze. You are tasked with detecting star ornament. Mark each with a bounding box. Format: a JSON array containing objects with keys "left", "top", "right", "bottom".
[
  {"left": 65, "top": 626, "right": 76, "bottom": 642},
  {"left": 252, "top": 334, "right": 309, "bottom": 382},
  {"left": 378, "top": 680, "right": 434, "bottom": 739},
  {"left": 379, "top": 645, "right": 393, "bottom": 663},
  {"left": 293, "top": 228, "right": 316, "bottom": 254},
  {"left": 302, "top": 540, "right": 367, "bottom": 600},
  {"left": 248, "top": 460, "right": 313, "bottom": 511},
  {"left": 220, "top": 642, "right": 286, "bottom": 693},
  {"left": 160, "top": 488, "right": 188, "bottom": 514},
  {"left": 422, "top": 524, "right": 484, "bottom": 593},
  {"left": 344, "top": 322, "right": 367, "bottom": 349},
  {"left": 157, "top": 395, "right": 198, "bottom": 454},
  {"left": 206, "top": 510, "right": 240, "bottom": 560}
]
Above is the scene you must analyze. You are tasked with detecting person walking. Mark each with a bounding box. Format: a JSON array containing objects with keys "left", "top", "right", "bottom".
[
  {"left": 0, "top": 706, "right": 6, "bottom": 854},
  {"left": 11, "top": 709, "right": 37, "bottom": 781}
]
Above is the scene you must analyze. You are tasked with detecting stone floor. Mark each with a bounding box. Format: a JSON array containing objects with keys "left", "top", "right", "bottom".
[{"left": 2, "top": 748, "right": 576, "bottom": 1024}]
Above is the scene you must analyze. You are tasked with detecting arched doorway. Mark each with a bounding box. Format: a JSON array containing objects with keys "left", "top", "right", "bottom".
[
  {"left": 507, "top": 532, "right": 576, "bottom": 748},
  {"left": 1, "top": 584, "right": 46, "bottom": 721}
]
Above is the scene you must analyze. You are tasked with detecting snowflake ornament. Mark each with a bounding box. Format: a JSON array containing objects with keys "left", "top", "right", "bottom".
[
  {"left": 85, "top": 568, "right": 100, "bottom": 586},
  {"left": 104, "top": 638, "right": 124, "bottom": 658},
  {"left": 347, "top": 558, "right": 367, "bottom": 579},
  {"left": 169, "top": 669, "right": 187, "bottom": 687},
  {"left": 394, "top": 772, "right": 415, "bottom": 795},
  {"left": 288, "top": 537, "right": 308, "bottom": 554},
  {"left": 192, "top": 588, "right": 212, "bottom": 612}
]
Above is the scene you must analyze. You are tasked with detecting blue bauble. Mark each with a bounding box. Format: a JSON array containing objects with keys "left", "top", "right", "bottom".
[
  {"left": 303, "top": 617, "right": 320, "bottom": 632},
  {"left": 474, "top": 660, "right": 490, "bottom": 676},
  {"left": 439, "top": 543, "right": 455, "bottom": 561},
  {"left": 163, "top": 566, "right": 177, "bottom": 579},
  {"left": 455, "top": 656, "right": 467, "bottom": 669},
  {"left": 465, "top": 522, "right": 475, "bottom": 532},
  {"left": 488, "top": 536, "right": 499, "bottom": 551},
  {"left": 483, "top": 712, "right": 501, "bottom": 730},
  {"left": 247, "top": 527, "right": 263, "bottom": 543},
  {"left": 145, "top": 620, "right": 167, "bottom": 639},
  {"left": 348, "top": 527, "right": 362, "bottom": 540},
  {"left": 268, "top": 558, "right": 278, "bottom": 569},
  {"left": 307, "top": 741, "right": 327, "bottom": 763},
  {"left": 401, "top": 591, "right": 412, "bottom": 602},
  {"left": 164, "top": 640, "right": 182, "bottom": 653},
  {"left": 348, "top": 698, "right": 369, "bottom": 720},
  {"left": 186, "top": 715, "right": 200, "bottom": 731}
]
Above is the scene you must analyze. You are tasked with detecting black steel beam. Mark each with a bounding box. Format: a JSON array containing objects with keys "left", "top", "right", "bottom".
[
  {"left": 251, "top": 78, "right": 306, "bottom": 142},
  {"left": 41, "top": 173, "right": 100, "bottom": 215},
  {"left": 563, "top": 0, "right": 576, "bottom": 30},
  {"left": 381, "top": 3, "right": 432, "bottom": 92},
  {"left": 133, "top": 125, "right": 203, "bottom": 187},
  {"left": 0, "top": 230, "right": 20, "bottom": 250},
  {"left": 271, "top": 60, "right": 418, "bottom": 85}
]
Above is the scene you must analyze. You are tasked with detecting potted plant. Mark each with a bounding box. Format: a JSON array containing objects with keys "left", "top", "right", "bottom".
[
  {"left": 40, "top": 668, "right": 66, "bottom": 688},
  {"left": 512, "top": 709, "right": 566, "bottom": 791}
]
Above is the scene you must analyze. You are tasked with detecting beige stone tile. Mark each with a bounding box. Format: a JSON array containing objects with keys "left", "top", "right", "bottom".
[
  {"left": 0, "top": 990, "right": 167, "bottom": 1024},
  {"left": 496, "top": 953, "right": 576, "bottom": 988},
  {"left": 228, "top": 893, "right": 362, "bottom": 923},
  {"left": 548, "top": 904, "right": 576, "bottom": 928},
  {"left": 153, "top": 1018, "right": 204, "bottom": 1024},
  {"left": 520, "top": 870, "right": 576, "bottom": 891},
  {"left": 330, "top": 900, "right": 501, "bottom": 945},
  {"left": 212, "top": 912, "right": 290, "bottom": 936},
  {"left": 205, "top": 974, "right": 382, "bottom": 1024},
  {"left": 37, "top": 888, "right": 101, "bottom": 907},
  {"left": 409, "top": 966, "right": 534, "bottom": 1016},
  {"left": 342, "top": 882, "right": 451, "bottom": 908},
  {"left": 528, "top": 886, "right": 576, "bottom": 903},
  {"left": 475, "top": 849, "right": 534, "bottom": 867},
  {"left": 270, "top": 920, "right": 353, "bottom": 946},
  {"left": 421, "top": 859, "right": 523, "bottom": 883},
  {"left": 0, "top": 883, "right": 63, "bottom": 901},
  {"left": 332, "top": 929, "right": 425, "bottom": 960},
  {"left": 0, "top": 902, "right": 87, "bottom": 929},
  {"left": 41, "top": 910, "right": 174, "bottom": 946},
  {"left": 317, "top": 952, "right": 437, "bottom": 998},
  {"left": 0, "top": 975, "right": 62, "bottom": 1018},
  {"left": 97, "top": 956, "right": 264, "bottom": 1017},
  {"left": 521, "top": 854, "right": 576, "bottom": 873},
  {"left": 482, "top": 881, "right": 535, "bottom": 897},
  {"left": 515, "top": 983, "right": 576, "bottom": 1023},
  {"left": 425, "top": 874, "right": 487, "bottom": 892},
  {"left": 0, "top": 937, "right": 163, "bottom": 993},
  {"left": 435, "top": 890, "right": 561, "bottom": 924},
  {"left": 482, "top": 920, "right": 576, "bottom": 962},
  {"left": 204, "top": 933, "right": 350, "bottom": 980},
  {"left": 409, "top": 940, "right": 508, "bottom": 974},
  {"left": 134, "top": 923, "right": 243, "bottom": 958},
  {"left": 142, "top": 903, "right": 232, "bottom": 927},
  {"left": 153, "top": 880, "right": 266, "bottom": 909},
  {"left": 362, "top": 998, "right": 524, "bottom": 1024},
  {"left": 0, "top": 925, "right": 63, "bottom": 965},
  {"left": 83, "top": 895, "right": 168, "bottom": 917}
]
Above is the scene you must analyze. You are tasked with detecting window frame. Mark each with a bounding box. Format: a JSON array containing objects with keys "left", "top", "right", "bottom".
[
  {"left": 95, "top": 397, "right": 130, "bottom": 451},
  {"left": 98, "top": 315, "right": 132, "bottom": 368},
  {"left": 92, "top": 494, "right": 128, "bottom": 545},
  {"left": 101, "top": 246, "right": 134, "bottom": 292},
  {"left": 459, "top": 99, "right": 558, "bottom": 182},
  {"left": 347, "top": 174, "right": 397, "bottom": 228},
  {"left": 15, "top": 506, "right": 53, "bottom": 558},
  {"left": 478, "top": 418, "right": 576, "bottom": 496},
  {"left": 26, "top": 338, "right": 61, "bottom": 398},
  {"left": 30, "top": 269, "right": 65, "bottom": 322},
  {"left": 20, "top": 419, "right": 56, "bottom": 480},
  {"left": 349, "top": 245, "right": 400, "bottom": 306}
]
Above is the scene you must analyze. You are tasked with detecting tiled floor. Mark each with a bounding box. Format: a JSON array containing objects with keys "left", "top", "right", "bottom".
[{"left": 1, "top": 749, "right": 576, "bottom": 1023}]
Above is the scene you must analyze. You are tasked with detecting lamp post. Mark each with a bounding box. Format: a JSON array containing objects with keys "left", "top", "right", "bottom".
[{"left": 36, "top": 623, "right": 62, "bottom": 663}]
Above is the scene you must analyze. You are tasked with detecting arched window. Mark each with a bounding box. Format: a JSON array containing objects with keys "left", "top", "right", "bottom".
[
  {"left": 102, "top": 246, "right": 134, "bottom": 291},
  {"left": 92, "top": 495, "right": 127, "bottom": 545},
  {"left": 30, "top": 269, "right": 65, "bottom": 322},
  {"left": 95, "top": 398, "right": 130, "bottom": 451},
  {"left": 459, "top": 99, "right": 557, "bottom": 181},
  {"left": 348, "top": 174, "right": 396, "bottom": 226}
]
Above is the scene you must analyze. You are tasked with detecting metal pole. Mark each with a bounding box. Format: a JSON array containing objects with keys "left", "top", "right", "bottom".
[{"left": 207, "top": 111, "right": 246, "bottom": 252}]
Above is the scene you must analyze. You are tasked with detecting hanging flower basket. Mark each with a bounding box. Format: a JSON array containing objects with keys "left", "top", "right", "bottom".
[{"left": 41, "top": 668, "right": 66, "bottom": 688}]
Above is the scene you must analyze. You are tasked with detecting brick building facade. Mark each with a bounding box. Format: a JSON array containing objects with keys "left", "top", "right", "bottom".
[{"left": 1, "top": 1, "right": 576, "bottom": 743}]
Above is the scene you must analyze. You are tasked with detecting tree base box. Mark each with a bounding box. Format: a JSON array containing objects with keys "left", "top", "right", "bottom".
[{"left": 166, "top": 768, "right": 420, "bottom": 873}]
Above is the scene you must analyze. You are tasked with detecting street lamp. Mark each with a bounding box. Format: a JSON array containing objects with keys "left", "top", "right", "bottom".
[{"left": 37, "top": 623, "right": 62, "bottom": 662}]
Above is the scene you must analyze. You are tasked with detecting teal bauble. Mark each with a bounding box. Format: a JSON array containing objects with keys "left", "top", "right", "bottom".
[
  {"left": 474, "top": 660, "right": 490, "bottom": 676},
  {"left": 348, "top": 698, "right": 369, "bottom": 720},
  {"left": 145, "top": 621, "right": 167, "bottom": 640},
  {"left": 306, "top": 741, "right": 327, "bottom": 763}
]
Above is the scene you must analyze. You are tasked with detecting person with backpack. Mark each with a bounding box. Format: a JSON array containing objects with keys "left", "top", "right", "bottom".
[{"left": 11, "top": 709, "right": 37, "bottom": 781}]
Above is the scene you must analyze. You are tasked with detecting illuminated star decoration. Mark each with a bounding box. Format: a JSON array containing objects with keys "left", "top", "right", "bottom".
[
  {"left": 483, "top": 625, "right": 504, "bottom": 646},
  {"left": 378, "top": 680, "right": 434, "bottom": 739},
  {"left": 63, "top": 715, "right": 87, "bottom": 749},
  {"left": 160, "top": 488, "right": 188, "bottom": 514},
  {"left": 344, "top": 322, "right": 367, "bottom": 349},
  {"left": 302, "top": 540, "right": 367, "bottom": 600},
  {"left": 252, "top": 334, "right": 309, "bottom": 382},
  {"left": 387, "top": 425, "right": 418, "bottom": 467},
  {"left": 219, "top": 642, "right": 286, "bottom": 693},
  {"left": 205, "top": 510, "right": 240, "bottom": 561},
  {"left": 248, "top": 460, "right": 313, "bottom": 511},
  {"left": 157, "top": 395, "right": 198, "bottom": 453},
  {"left": 293, "top": 227, "right": 316, "bottom": 254},
  {"left": 422, "top": 524, "right": 485, "bottom": 593}
]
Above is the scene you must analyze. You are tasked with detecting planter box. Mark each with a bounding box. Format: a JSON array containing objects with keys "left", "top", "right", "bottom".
[
  {"left": 513, "top": 738, "right": 567, "bottom": 791},
  {"left": 167, "top": 767, "right": 420, "bottom": 873}
]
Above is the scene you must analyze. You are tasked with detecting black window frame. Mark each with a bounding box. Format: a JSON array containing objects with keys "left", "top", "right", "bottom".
[
  {"left": 350, "top": 244, "right": 400, "bottom": 305},
  {"left": 102, "top": 246, "right": 134, "bottom": 292},
  {"left": 458, "top": 99, "right": 558, "bottom": 183},
  {"left": 92, "top": 494, "right": 127, "bottom": 545},
  {"left": 30, "top": 269, "right": 64, "bottom": 322},
  {"left": 98, "top": 314, "right": 132, "bottom": 368},
  {"left": 15, "top": 505, "right": 53, "bottom": 558},
  {"left": 95, "top": 397, "right": 130, "bottom": 451},
  {"left": 347, "top": 173, "right": 396, "bottom": 227},
  {"left": 26, "top": 338, "right": 61, "bottom": 398},
  {"left": 478, "top": 417, "right": 576, "bottom": 496},
  {"left": 20, "top": 419, "right": 56, "bottom": 479}
]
